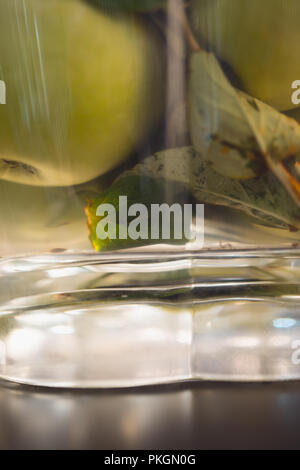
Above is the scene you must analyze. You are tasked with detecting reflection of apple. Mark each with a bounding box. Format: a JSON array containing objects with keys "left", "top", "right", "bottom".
[
  {"left": 192, "top": 0, "right": 300, "bottom": 111},
  {"left": 0, "top": 0, "right": 163, "bottom": 186},
  {"left": 0, "top": 176, "right": 111, "bottom": 255}
]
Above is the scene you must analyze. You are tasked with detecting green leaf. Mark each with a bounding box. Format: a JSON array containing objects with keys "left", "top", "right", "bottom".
[
  {"left": 85, "top": 0, "right": 167, "bottom": 12},
  {"left": 189, "top": 50, "right": 300, "bottom": 176},
  {"left": 86, "top": 147, "right": 300, "bottom": 252},
  {"left": 189, "top": 49, "right": 300, "bottom": 207},
  {"left": 131, "top": 147, "right": 300, "bottom": 230}
]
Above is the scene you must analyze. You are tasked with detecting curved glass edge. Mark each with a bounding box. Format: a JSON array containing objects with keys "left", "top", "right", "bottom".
[{"left": 0, "top": 250, "right": 300, "bottom": 387}]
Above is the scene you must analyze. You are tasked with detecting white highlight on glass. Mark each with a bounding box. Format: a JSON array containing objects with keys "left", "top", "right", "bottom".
[{"left": 273, "top": 318, "right": 297, "bottom": 329}]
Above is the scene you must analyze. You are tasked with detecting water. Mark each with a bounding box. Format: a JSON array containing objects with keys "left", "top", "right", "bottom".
[
  {"left": 0, "top": 248, "right": 300, "bottom": 387},
  {"left": 1, "top": 1, "right": 300, "bottom": 386}
]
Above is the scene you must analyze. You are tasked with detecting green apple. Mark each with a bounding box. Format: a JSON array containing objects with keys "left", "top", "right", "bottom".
[
  {"left": 0, "top": 0, "right": 163, "bottom": 186},
  {"left": 192, "top": 0, "right": 300, "bottom": 111}
]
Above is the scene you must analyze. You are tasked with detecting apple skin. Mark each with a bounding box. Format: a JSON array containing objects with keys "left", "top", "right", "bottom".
[
  {"left": 0, "top": 0, "right": 163, "bottom": 186},
  {"left": 192, "top": 0, "right": 300, "bottom": 111}
]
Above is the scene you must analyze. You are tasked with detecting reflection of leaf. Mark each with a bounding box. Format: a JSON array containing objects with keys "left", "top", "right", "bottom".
[
  {"left": 189, "top": 51, "right": 300, "bottom": 206},
  {"left": 85, "top": 0, "right": 167, "bottom": 12}
]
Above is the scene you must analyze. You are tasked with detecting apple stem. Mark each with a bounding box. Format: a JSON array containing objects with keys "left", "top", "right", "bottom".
[{"left": 166, "top": 0, "right": 201, "bottom": 52}]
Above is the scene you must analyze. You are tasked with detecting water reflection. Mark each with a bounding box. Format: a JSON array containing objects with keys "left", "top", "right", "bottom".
[{"left": 0, "top": 381, "right": 300, "bottom": 449}]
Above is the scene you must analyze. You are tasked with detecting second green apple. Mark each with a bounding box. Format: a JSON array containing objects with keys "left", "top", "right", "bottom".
[{"left": 192, "top": 0, "right": 300, "bottom": 111}]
